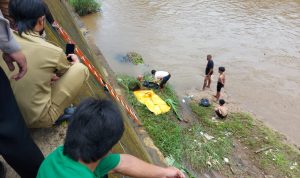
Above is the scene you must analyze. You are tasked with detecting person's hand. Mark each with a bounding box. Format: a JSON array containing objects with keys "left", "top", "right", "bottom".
[
  {"left": 51, "top": 21, "right": 59, "bottom": 29},
  {"left": 50, "top": 74, "right": 60, "bottom": 85},
  {"left": 67, "top": 54, "right": 80, "bottom": 65},
  {"left": 165, "top": 167, "right": 186, "bottom": 178},
  {"left": 2, "top": 51, "right": 27, "bottom": 80}
]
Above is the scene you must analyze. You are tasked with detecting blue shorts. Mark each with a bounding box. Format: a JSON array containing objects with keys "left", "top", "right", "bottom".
[{"left": 160, "top": 74, "right": 171, "bottom": 88}]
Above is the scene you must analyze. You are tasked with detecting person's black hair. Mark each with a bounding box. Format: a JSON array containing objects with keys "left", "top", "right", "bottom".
[
  {"left": 9, "top": 0, "right": 46, "bottom": 35},
  {"left": 151, "top": 70, "right": 156, "bottom": 75},
  {"left": 219, "top": 66, "right": 225, "bottom": 72},
  {"left": 207, "top": 54, "right": 212, "bottom": 60},
  {"left": 63, "top": 98, "right": 125, "bottom": 163},
  {"left": 44, "top": 2, "right": 54, "bottom": 24},
  {"left": 219, "top": 99, "right": 225, "bottom": 106}
]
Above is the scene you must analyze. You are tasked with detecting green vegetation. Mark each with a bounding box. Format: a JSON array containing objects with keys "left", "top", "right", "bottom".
[
  {"left": 117, "top": 75, "right": 183, "bottom": 160},
  {"left": 68, "top": 0, "right": 100, "bottom": 16},
  {"left": 182, "top": 124, "right": 232, "bottom": 171},
  {"left": 190, "top": 103, "right": 300, "bottom": 177},
  {"left": 125, "top": 52, "right": 144, "bottom": 65},
  {"left": 117, "top": 75, "right": 232, "bottom": 173},
  {"left": 165, "top": 99, "right": 182, "bottom": 121},
  {"left": 117, "top": 75, "right": 300, "bottom": 177}
]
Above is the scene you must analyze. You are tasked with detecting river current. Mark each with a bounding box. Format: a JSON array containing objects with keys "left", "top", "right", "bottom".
[{"left": 82, "top": 0, "right": 300, "bottom": 145}]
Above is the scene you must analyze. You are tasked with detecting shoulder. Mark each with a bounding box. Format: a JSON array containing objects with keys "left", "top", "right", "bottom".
[
  {"left": 38, "top": 146, "right": 93, "bottom": 178},
  {"left": 37, "top": 146, "right": 63, "bottom": 177},
  {"left": 14, "top": 33, "right": 64, "bottom": 54},
  {"left": 36, "top": 39, "right": 64, "bottom": 55},
  {"left": 95, "top": 154, "right": 120, "bottom": 177},
  {"left": 100, "top": 154, "right": 120, "bottom": 166}
]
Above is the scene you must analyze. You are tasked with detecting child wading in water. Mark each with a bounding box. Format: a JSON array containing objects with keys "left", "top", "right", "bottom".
[
  {"left": 214, "top": 67, "right": 225, "bottom": 100},
  {"left": 202, "top": 54, "right": 214, "bottom": 90}
]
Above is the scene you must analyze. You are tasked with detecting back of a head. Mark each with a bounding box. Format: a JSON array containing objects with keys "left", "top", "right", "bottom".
[
  {"left": 207, "top": 54, "right": 212, "bottom": 60},
  {"left": 9, "top": 0, "right": 46, "bottom": 35},
  {"left": 219, "top": 66, "right": 225, "bottom": 72},
  {"left": 151, "top": 70, "right": 156, "bottom": 75},
  {"left": 219, "top": 99, "right": 225, "bottom": 106},
  {"left": 64, "top": 98, "right": 124, "bottom": 163}
]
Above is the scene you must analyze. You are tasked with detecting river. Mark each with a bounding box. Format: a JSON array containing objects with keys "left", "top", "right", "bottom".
[{"left": 82, "top": 0, "right": 300, "bottom": 146}]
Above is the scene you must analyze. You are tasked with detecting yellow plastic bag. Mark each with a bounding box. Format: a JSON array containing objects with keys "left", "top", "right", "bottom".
[{"left": 133, "top": 90, "right": 170, "bottom": 115}]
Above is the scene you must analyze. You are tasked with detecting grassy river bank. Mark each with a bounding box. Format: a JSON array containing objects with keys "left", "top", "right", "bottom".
[{"left": 117, "top": 75, "right": 300, "bottom": 178}]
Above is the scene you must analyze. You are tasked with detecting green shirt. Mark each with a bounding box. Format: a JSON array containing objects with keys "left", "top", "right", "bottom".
[{"left": 37, "top": 146, "right": 120, "bottom": 178}]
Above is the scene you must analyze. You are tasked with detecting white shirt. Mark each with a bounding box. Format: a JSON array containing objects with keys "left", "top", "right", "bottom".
[{"left": 155, "top": 71, "right": 169, "bottom": 79}]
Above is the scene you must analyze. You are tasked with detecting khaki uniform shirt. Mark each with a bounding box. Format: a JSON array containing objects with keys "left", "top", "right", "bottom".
[{"left": 0, "top": 32, "right": 70, "bottom": 125}]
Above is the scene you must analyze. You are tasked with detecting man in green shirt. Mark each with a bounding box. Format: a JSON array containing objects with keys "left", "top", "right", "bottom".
[{"left": 37, "top": 99, "right": 185, "bottom": 178}]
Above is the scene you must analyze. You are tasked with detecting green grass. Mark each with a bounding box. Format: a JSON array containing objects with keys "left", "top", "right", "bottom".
[
  {"left": 182, "top": 124, "right": 232, "bottom": 171},
  {"left": 69, "top": 0, "right": 100, "bottom": 16},
  {"left": 117, "top": 75, "right": 233, "bottom": 173},
  {"left": 117, "top": 75, "right": 183, "bottom": 160},
  {"left": 117, "top": 75, "right": 300, "bottom": 177},
  {"left": 190, "top": 102, "right": 300, "bottom": 177}
]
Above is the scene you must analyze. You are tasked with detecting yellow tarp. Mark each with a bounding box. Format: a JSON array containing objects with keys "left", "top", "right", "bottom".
[{"left": 133, "top": 90, "right": 170, "bottom": 115}]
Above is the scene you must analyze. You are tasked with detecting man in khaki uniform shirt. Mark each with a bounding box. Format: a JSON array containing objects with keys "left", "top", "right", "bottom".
[
  {"left": 1, "top": 0, "right": 89, "bottom": 128},
  {"left": 0, "top": 3, "right": 44, "bottom": 177}
]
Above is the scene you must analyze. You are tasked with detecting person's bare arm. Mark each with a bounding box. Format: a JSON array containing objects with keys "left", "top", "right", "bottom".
[
  {"left": 2, "top": 48, "right": 27, "bottom": 80},
  {"left": 153, "top": 76, "right": 162, "bottom": 83},
  {"left": 112, "top": 154, "right": 185, "bottom": 178},
  {"left": 221, "top": 75, "right": 225, "bottom": 85},
  {"left": 0, "top": 12, "right": 27, "bottom": 80}
]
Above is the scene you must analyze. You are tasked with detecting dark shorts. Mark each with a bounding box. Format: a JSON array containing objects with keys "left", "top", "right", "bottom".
[
  {"left": 160, "top": 74, "right": 171, "bottom": 88},
  {"left": 205, "top": 71, "right": 213, "bottom": 76},
  {"left": 217, "top": 82, "right": 224, "bottom": 92},
  {"left": 215, "top": 110, "right": 227, "bottom": 119}
]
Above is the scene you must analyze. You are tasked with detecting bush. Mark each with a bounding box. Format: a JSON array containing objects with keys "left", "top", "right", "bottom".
[
  {"left": 69, "top": 0, "right": 100, "bottom": 16},
  {"left": 124, "top": 52, "right": 144, "bottom": 65}
]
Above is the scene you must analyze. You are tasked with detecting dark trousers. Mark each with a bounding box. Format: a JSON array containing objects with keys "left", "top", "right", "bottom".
[
  {"left": 159, "top": 74, "right": 171, "bottom": 88},
  {"left": 0, "top": 68, "right": 44, "bottom": 178}
]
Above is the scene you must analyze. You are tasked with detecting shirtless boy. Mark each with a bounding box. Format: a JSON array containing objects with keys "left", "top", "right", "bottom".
[
  {"left": 215, "top": 99, "right": 228, "bottom": 119},
  {"left": 202, "top": 55, "right": 214, "bottom": 90},
  {"left": 214, "top": 67, "right": 225, "bottom": 100}
]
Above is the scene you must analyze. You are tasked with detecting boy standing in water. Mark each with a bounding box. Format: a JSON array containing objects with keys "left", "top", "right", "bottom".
[
  {"left": 214, "top": 67, "right": 225, "bottom": 100},
  {"left": 202, "top": 55, "right": 214, "bottom": 90}
]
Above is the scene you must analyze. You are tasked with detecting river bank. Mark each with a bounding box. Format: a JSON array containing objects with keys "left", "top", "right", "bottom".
[
  {"left": 117, "top": 75, "right": 300, "bottom": 177},
  {"left": 81, "top": 0, "right": 300, "bottom": 146},
  {"left": 1, "top": 0, "right": 166, "bottom": 177}
]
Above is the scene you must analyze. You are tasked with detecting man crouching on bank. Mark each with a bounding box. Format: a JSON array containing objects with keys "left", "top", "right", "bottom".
[{"left": 37, "top": 98, "right": 185, "bottom": 178}]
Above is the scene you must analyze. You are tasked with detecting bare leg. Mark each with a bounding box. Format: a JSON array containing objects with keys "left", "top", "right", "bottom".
[
  {"left": 207, "top": 75, "right": 212, "bottom": 88},
  {"left": 202, "top": 76, "right": 208, "bottom": 90},
  {"left": 215, "top": 92, "right": 220, "bottom": 100}
]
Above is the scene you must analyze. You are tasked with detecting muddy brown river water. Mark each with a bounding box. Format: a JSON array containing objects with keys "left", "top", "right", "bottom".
[{"left": 82, "top": 0, "right": 300, "bottom": 146}]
